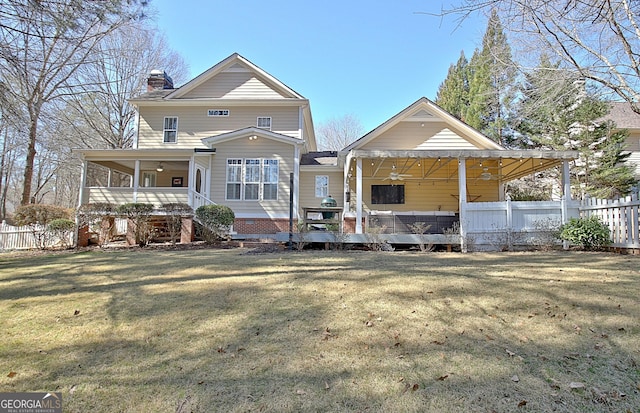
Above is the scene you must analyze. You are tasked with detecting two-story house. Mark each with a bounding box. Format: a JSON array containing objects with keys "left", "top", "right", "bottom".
[{"left": 77, "top": 53, "right": 579, "bottom": 249}]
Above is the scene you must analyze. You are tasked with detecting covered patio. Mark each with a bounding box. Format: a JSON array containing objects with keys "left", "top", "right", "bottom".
[{"left": 336, "top": 149, "right": 580, "bottom": 251}]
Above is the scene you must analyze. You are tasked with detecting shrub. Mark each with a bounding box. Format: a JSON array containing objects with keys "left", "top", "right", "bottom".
[
  {"left": 559, "top": 216, "right": 611, "bottom": 250},
  {"left": 116, "top": 203, "right": 155, "bottom": 247},
  {"left": 195, "top": 205, "right": 235, "bottom": 244},
  {"left": 14, "top": 204, "right": 73, "bottom": 249},
  {"left": 47, "top": 219, "right": 76, "bottom": 248},
  {"left": 161, "top": 203, "right": 193, "bottom": 245}
]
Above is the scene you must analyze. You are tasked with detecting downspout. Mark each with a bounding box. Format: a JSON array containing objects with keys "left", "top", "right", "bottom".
[
  {"left": 188, "top": 154, "right": 195, "bottom": 207},
  {"left": 458, "top": 158, "right": 467, "bottom": 253}
]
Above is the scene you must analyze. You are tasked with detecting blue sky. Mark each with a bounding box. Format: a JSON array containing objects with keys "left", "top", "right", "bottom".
[{"left": 151, "top": 1, "right": 486, "bottom": 133}]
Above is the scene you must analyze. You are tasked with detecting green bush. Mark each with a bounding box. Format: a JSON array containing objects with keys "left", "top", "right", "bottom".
[
  {"left": 116, "top": 203, "right": 155, "bottom": 247},
  {"left": 559, "top": 216, "right": 611, "bottom": 250},
  {"left": 47, "top": 219, "right": 76, "bottom": 248},
  {"left": 195, "top": 205, "right": 235, "bottom": 244},
  {"left": 14, "top": 204, "right": 73, "bottom": 249}
]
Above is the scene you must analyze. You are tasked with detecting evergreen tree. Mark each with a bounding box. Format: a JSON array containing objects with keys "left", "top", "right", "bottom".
[
  {"left": 435, "top": 51, "right": 469, "bottom": 120},
  {"left": 464, "top": 9, "right": 516, "bottom": 146},
  {"left": 517, "top": 55, "right": 638, "bottom": 198}
]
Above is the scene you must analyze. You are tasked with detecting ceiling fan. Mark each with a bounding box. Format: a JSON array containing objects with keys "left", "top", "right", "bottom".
[{"left": 384, "top": 165, "right": 412, "bottom": 181}]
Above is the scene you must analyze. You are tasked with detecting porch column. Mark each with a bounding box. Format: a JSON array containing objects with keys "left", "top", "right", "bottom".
[
  {"left": 356, "top": 157, "right": 363, "bottom": 234},
  {"left": 78, "top": 158, "right": 87, "bottom": 208},
  {"left": 561, "top": 160, "right": 571, "bottom": 250},
  {"left": 133, "top": 160, "right": 140, "bottom": 203},
  {"left": 294, "top": 145, "right": 301, "bottom": 220},
  {"left": 188, "top": 155, "right": 195, "bottom": 207},
  {"left": 458, "top": 159, "right": 467, "bottom": 253}
]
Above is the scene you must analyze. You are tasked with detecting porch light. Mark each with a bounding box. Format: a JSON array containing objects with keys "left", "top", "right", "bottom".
[
  {"left": 156, "top": 162, "right": 164, "bottom": 172},
  {"left": 249, "top": 135, "right": 258, "bottom": 141}
]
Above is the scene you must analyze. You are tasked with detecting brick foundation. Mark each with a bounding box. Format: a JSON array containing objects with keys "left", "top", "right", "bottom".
[
  {"left": 233, "top": 218, "right": 292, "bottom": 234},
  {"left": 77, "top": 224, "right": 92, "bottom": 247}
]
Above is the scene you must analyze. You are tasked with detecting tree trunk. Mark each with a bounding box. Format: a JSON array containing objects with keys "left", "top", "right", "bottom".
[{"left": 21, "top": 113, "right": 38, "bottom": 205}]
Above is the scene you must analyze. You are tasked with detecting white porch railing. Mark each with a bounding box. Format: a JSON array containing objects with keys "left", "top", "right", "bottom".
[
  {"left": 464, "top": 199, "right": 581, "bottom": 233},
  {"left": 462, "top": 199, "right": 581, "bottom": 249}
]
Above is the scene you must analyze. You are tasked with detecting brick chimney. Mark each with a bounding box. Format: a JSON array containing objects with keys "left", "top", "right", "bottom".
[{"left": 147, "top": 70, "right": 174, "bottom": 92}]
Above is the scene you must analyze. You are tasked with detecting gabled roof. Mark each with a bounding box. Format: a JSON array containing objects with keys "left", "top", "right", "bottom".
[
  {"left": 166, "top": 53, "right": 305, "bottom": 100},
  {"left": 201, "top": 127, "right": 305, "bottom": 147},
  {"left": 606, "top": 102, "right": 640, "bottom": 129},
  {"left": 343, "top": 97, "right": 504, "bottom": 152}
]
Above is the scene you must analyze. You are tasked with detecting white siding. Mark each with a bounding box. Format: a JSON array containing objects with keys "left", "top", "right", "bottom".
[
  {"left": 181, "top": 72, "right": 287, "bottom": 99},
  {"left": 360, "top": 122, "right": 482, "bottom": 151},
  {"left": 137, "top": 106, "right": 301, "bottom": 149},
  {"left": 299, "top": 170, "right": 344, "bottom": 211},
  {"left": 209, "top": 139, "right": 295, "bottom": 218}
]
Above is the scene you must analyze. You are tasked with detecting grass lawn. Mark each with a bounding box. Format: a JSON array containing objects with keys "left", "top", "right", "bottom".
[{"left": 0, "top": 248, "right": 639, "bottom": 412}]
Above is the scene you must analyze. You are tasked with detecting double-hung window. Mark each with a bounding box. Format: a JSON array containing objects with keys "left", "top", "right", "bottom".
[
  {"left": 262, "top": 159, "right": 279, "bottom": 200},
  {"left": 315, "top": 175, "right": 329, "bottom": 198},
  {"left": 225, "top": 158, "right": 279, "bottom": 201},
  {"left": 244, "top": 159, "right": 261, "bottom": 200},
  {"left": 163, "top": 117, "right": 178, "bottom": 143},
  {"left": 257, "top": 117, "right": 272, "bottom": 130},
  {"left": 226, "top": 159, "right": 242, "bottom": 200}
]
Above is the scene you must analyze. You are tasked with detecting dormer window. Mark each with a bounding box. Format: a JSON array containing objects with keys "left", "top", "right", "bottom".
[
  {"left": 163, "top": 117, "right": 178, "bottom": 143},
  {"left": 257, "top": 116, "right": 271, "bottom": 130}
]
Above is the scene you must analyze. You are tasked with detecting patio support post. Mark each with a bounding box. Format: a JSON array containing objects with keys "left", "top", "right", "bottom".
[
  {"left": 78, "top": 158, "right": 87, "bottom": 208},
  {"left": 133, "top": 160, "right": 140, "bottom": 203},
  {"left": 294, "top": 145, "right": 301, "bottom": 220},
  {"left": 356, "top": 157, "right": 363, "bottom": 234},
  {"left": 562, "top": 160, "right": 571, "bottom": 249},
  {"left": 188, "top": 155, "right": 195, "bottom": 207},
  {"left": 458, "top": 158, "right": 467, "bottom": 253}
]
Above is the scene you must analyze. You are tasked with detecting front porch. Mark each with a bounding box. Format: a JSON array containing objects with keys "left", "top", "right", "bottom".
[{"left": 77, "top": 148, "right": 216, "bottom": 210}]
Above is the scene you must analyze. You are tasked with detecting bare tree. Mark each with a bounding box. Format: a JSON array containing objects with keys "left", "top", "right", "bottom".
[
  {"left": 63, "top": 23, "right": 189, "bottom": 150},
  {"left": 0, "top": 0, "right": 147, "bottom": 205},
  {"left": 316, "top": 114, "right": 365, "bottom": 151},
  {"left": 439, "top": 0, "right": 640, "bottom": 113}
]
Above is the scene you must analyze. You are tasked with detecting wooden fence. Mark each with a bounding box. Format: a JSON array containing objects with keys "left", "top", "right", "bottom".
[{"left": 579, "top": 192, "right": 640, "bottom": 249}]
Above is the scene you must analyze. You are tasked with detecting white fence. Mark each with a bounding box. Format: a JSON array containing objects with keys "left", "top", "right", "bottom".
[
  {"left": 463, "top": 199, "right": 581, "bottom": 248},
  {"left": 580, "top": 193, "right": 640, "bottom": 248},
  {"left": 0, "top": 221, "right": 74, "bottom": 251}
]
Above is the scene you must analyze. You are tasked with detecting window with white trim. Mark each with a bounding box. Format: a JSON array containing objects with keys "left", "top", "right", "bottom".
[
  {"left": 263, "top": 159, "right": 279, "bottom": 200},
  {"left": 225, "top": 158, "right": 279, "bottom": 201},
  {"left": 142, "top": 172, "right": 156, "bottom": 188},
  {"left": 315, "top": 175, "right": 329, "bottom": 198},
  {"left": 257, "top": 116, "right": 272, "bottom": 130},
  {"left": 244, "top": 159, "right": 261, "bottom": 200},
  {"left": 163, "top": 117, "right": 178, "bottom": 143},
  {"left": 226, "top": 159, "right": 242, "bottom": 200}
]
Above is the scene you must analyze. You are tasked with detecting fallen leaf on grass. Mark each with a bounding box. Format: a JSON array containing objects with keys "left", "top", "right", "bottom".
[
  {"left": 411, "top": 383, "right": 419, "bottom": 391},
  {"left": 73, "top": 310, "right": 80, "bottom": 316},
  {"left": 506, "top": 349, "right": 516, "bottom": 357},
  {"left": 7, "top": 371, "right": 17, "bottom": 378},
  {"left": 324, "top": 381, "right": 330, "bottom": 390},
  {"left": 511, "top": 375, "right": 520, "bottom": 383},
  {"left": 296, "top": 389, "right": 306, "bottom": 395},
  {"left": 437, "top": 374, "right": 449, "bottom": 381},
  {"left": 569, "top": 382, "right": 585, "bottom": 389},
  {"left": 517, "top": 400, "right": 527, "bottom": 407}
]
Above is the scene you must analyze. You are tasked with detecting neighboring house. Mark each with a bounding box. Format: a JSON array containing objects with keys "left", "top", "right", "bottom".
[
  {"left": 606, "top": 102, "right": 640, "bottom": 178},
  {"left": 76, "top": 53, "right": 580, "bottom": 249}
]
